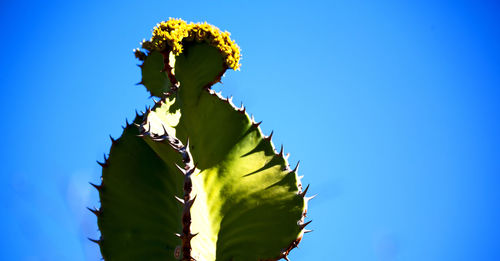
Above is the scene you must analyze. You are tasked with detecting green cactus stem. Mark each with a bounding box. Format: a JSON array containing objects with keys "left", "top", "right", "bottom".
[{"left": 92, "top": 19, "right": 313, "bottom": 261}]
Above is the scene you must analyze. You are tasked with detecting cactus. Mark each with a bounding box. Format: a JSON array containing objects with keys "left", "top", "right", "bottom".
[{"left": 90, "top": 19, "right": 313, "bottom": 261}]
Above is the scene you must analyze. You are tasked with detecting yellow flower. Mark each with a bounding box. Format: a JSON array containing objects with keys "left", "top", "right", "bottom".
[{"left": 140, "top": 18, "right": 241, "bottom": 70}]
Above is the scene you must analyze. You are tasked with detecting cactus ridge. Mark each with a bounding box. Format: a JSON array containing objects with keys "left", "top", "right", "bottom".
[
  {"left": 94, "top": 19, "right": 312, "bottom": 261},
  {"left": 139, "top": 118, "right": 199, "bottom": 261}
]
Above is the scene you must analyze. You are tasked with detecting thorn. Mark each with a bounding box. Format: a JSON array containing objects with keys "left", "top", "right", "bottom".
[
  {"left": 161, "top": 124, "right": 168, "bottom": 136},
  {"left": 265, "top": 131, "right": 274, "bottom": 140},
  {"left": 293, "top": 161, "right": 300, "bottom": 173},
  {"left": 300, "top": 184, "right": 310, "bottom": 197},
  {"left": 89, "top": 182, "right": 101, "bottom": 191},
  {"left": 305, "top": 194, "right": 317, "bottom": 202},
  {"left": 174, "top": 233, "right": 182, "bottom": 238},
  {"left": 96, "top": 160, "right": 107, "bottom": 168},
  {"left": 174, "top": 195, "right": 184, "bottom": 204},
  {"left": 299, "top": 220, "right": 312, "bottom": 229},
  {"left": 188, "top": 232, "right": 199, "bottom": 239},
  {"left": 303, "top": 229, "right": 313, "bottom": 234},
  {"left": 186, "top": 195, "right": 197, "bottom": 208},
  {"left": 175, "top": 164, "right": 186, "bottom": 175},
  {"left": 238, "top": 102, "right": 246, "bottom": 113},
  {"left": 283, "top": 254, "right": 290, "bottom": 261},
  {"left": 252, "top": 121, "right": 262, "bottom": 128},
  {"left": 87, "top": 207, "right": 101, "bottom": 217},
  {"left": 125, "top": 118, "right": 130, "bottom": 127},
  {"left": 88, "top": 238, "right": 101, "bottom": 245},
  {"left": 109, "top": 135, "right": 117, "bottom": 144},
  {"left": 279, "top": 145, "right": 284, "bottom": 157},
  {"left": 136, "top": 81, "right": 143, "bottom": 85},
  {"left": 152, "top": 97, "right": 158, "bottom": 104},
  {"left": 186, "top": 167, "right": 196, "bottom": 176},
  {"left": 135, "top": 110, "right": 140, "bottom": 117}
]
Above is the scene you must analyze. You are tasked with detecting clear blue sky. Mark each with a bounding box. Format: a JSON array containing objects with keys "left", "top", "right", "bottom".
[{"left": 1, "top": 0, "right": 499, "bottom": 260}]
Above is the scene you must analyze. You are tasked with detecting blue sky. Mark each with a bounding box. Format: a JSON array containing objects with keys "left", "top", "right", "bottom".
[{"left": 1, "top": 0, "right": 499, "bottom": 260}]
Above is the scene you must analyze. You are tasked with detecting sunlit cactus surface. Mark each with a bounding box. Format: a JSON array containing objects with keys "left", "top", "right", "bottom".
[{"left": 90, "top": 18, "right": 313, "bottom": 261}]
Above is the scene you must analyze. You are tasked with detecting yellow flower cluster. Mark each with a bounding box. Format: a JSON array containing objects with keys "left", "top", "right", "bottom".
[{"left": 141, "top": 18, "right": 241, "bottom": 70}]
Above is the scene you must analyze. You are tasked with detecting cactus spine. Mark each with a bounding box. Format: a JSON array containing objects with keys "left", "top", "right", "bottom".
[{"left": 91, "top": 19, "right": 313, "bottom": 261}]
